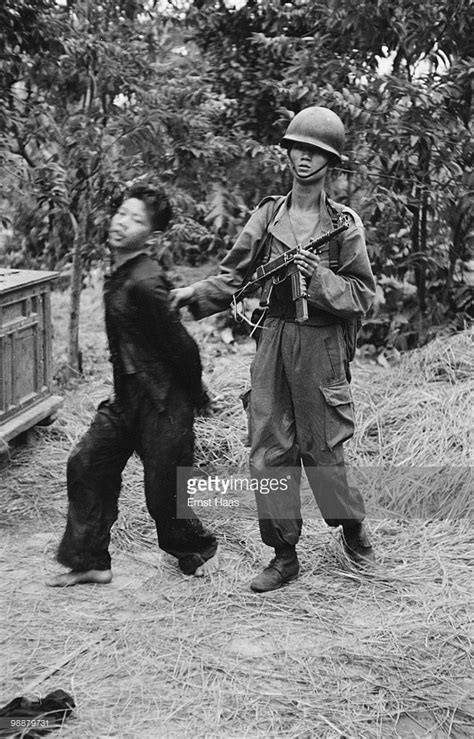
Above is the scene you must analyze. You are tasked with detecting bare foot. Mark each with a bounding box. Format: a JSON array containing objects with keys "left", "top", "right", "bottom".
[
  {"left": 193, "top": 547, "right": 220, "bottom": 577},
  {"left": 46, "top": 569, "right": 112, "bottom": 587}
]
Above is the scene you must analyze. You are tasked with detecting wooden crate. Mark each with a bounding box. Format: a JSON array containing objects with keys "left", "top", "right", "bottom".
[{"left": 0, "top": 268, "right": 63, "bottom": 449}]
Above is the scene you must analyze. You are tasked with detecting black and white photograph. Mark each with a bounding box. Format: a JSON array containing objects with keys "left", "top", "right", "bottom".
[{"left": 0, "top": 1, "right": 472, "bottom": 737}]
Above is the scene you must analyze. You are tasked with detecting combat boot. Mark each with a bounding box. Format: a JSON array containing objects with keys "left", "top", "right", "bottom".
[
  {"left": 250, "top": 547, "right": 299, "bottom": 592},
  {"left": 342, "top": 522, "right": 375, "bottom": 566}
]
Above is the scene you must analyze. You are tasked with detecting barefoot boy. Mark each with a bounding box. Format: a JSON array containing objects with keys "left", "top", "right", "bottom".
[{"left": 48, "top": 184, "right": 218, "bottom": 586}]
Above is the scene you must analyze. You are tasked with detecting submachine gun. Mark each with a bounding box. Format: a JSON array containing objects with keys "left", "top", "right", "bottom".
[{"left": 232, "top": 215, "right": 349, "bottom": 324}]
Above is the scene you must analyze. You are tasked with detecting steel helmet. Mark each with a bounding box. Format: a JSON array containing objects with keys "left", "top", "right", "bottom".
[{"left": 281, "top": 106, "right": 345, "bottom": 164}]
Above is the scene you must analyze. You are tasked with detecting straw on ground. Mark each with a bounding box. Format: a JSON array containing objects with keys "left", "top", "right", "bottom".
[{"left": 0, "top": 278, "right": 472, "bottom": 738}]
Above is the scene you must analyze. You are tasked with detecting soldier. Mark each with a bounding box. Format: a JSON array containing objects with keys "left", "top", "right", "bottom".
[
  {"left": 172, "top": 106, "right": 376, "bottom": 592},
  {"left": 47, "top": 184, "right": 218, "bottom": 587}
]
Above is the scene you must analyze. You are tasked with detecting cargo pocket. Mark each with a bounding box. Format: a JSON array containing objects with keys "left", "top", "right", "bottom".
[{"left": 320, "top": 378, "right": 355, "bottom": 450}]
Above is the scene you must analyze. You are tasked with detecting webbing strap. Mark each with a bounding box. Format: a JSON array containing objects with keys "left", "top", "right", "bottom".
[
  {"left": 240, "top": 196, "right": 286, "bottom": 286},
  {"left": 328, "top": 239, "right": 340, "bottom": 273},
  {"left": 326, "top": 196, "right": 342, "bottom": 274}
]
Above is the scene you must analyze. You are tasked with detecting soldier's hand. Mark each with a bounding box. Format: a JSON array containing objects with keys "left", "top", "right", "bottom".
[
  {"left": 294, "top": 249, "right": 320, "bottom": 279},
  {"left": 170, "top": 286, "right": 195, "bottom": 310}
]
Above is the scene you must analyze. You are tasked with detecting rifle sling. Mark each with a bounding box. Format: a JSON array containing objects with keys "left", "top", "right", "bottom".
[
  {"left": 239, "top": 196, "right": 286, "bottom": 290},
  {"left": 326, "top": 196, "right": 342, "bottom": 272}
]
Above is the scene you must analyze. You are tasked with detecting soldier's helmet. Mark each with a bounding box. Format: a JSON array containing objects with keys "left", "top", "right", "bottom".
[{"left": 281, "top": 106, "right": 345, "bottom": 164}]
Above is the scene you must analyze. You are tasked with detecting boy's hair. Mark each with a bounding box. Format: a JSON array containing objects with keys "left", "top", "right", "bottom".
[{"left": 121, "top": 183, "right": 172, "bottom": 232}]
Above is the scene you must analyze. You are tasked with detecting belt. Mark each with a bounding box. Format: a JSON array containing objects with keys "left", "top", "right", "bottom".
[{"left": 267, "top": 308, "right": 341, "bottom": 326}]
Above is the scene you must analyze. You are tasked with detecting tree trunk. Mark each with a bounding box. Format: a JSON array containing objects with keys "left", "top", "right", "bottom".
[
  {"left": 413, "top": 141, "right": 430, "bottom": 316},
  {"left": 418, "top": 187, "right": 428, "bottom": 314},
  {"left": 410, "top": 188, "right": 420, "bottom": 294},
  {"left": 67, "top": 200, "right": 86, "bottom": 376}
]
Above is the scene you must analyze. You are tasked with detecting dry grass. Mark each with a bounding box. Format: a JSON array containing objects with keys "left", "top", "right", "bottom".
[
  {"left": 348, "top": 332, "right": 473, "bottom": 521},
  {"left": 0, "top": 276, "right": 473, "bottom": 738}
]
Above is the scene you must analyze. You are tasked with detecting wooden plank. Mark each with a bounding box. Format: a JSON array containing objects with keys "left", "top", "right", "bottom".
[
  {"left": 0, "top": 269, "right": 59, "bottom": 295},
  {"left": 42, "top": 287, "right": 53, "bottom": 388},
  {"left": 0, "top": 395, "right": 63, "bottom": 444}
]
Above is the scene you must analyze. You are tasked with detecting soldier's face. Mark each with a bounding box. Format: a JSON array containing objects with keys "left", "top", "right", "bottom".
[
  {"left": 288, "top": 144, "right": 329, "bottom": 181},
  {"left": 109, "top": 198, "right": 153, "bottom": 250}
]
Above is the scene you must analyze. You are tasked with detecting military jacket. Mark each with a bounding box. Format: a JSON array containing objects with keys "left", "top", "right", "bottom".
[{"left": 189, "top": 190, "right": 375, "bottom": 322}]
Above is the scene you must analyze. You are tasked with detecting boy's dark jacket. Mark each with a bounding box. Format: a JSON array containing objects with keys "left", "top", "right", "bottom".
[{"left": 104, "top": 253, "right": 205, "bottom": 411}]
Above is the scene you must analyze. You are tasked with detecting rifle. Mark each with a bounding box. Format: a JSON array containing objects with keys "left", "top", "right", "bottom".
[{"left": 232, "top": 215, "right": 349, "bottom": 323}]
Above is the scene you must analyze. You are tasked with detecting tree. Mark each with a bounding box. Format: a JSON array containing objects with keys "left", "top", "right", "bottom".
[
  {"left": 187, "top": 0, "right": 473, "bottom": 345},
  {"left": 2, "top": 0, "right": 471, "bottom": 364},
  {"left": 1, "top": 0, "right": 250, "bottom": 373}
]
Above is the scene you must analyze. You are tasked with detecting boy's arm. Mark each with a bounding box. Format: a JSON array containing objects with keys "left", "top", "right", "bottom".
[
  {"left": 307, "top": 213, "right": 375, "bottom": 318},
  {"left": 130, "top": 276, "right": 205, "bottom": 405}
]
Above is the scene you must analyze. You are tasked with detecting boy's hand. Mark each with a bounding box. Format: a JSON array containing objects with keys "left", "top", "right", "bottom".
[
  {"left": 294, "top": 250, "right": 320, "bottom": 279},
  {"left": 194, "top": 386, "right": 213, "bottom": 417},
  {"left": 170, "top": 286, "right": 195, "bottom": 310}
]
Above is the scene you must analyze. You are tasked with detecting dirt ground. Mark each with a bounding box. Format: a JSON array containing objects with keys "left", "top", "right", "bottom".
[{"left": 1, "top": 279, "right": 473, "bottom": 738}]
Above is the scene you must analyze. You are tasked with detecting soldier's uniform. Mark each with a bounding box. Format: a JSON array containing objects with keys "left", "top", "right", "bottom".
[
  {"left": 57, "top": 253, "right": 217, "bottom": 576},
  {"left": 187, "top": 190, "right": 375, "bottom": 550}
]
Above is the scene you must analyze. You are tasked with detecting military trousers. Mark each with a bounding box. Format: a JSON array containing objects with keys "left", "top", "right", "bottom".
[
  {"left": 57, "top": 375, "right": 217, "bottom": 574},
  {"left": 249, "top": 317, "right": 365, "bottom": 550}
]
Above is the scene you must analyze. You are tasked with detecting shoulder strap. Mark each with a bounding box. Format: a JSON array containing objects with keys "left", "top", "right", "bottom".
[
  {"left": 261, "top": 196, "right": 285, "bottom": 265},
  {"left": 326, "top": 197, "right": 342, "bottom": 273},
  {"left": 241, "top": 196, "right": 285, "bottom": 284},
  {"left": 328, "top": 238, "right": 340, "bottom": 273}
]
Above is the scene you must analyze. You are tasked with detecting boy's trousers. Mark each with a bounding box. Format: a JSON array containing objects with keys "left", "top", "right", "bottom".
[
  {"left": 249, "top": 317, "right": 365, "bottom": 549},
  {"left": 57, "top": 376, "right": 217, "bottom": 574}
]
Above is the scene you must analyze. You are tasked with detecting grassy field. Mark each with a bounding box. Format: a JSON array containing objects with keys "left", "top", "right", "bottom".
[{"left": 0, "top": 274, "right": 473, "bottom": 738}]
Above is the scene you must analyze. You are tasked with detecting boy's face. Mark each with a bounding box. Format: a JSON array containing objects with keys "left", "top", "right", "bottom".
[
  {"left": 288, "top": 144, "right": 329, "bottom": 181},
  {"left": 109, "top": 197, "right": 153, "bottom": 251}
]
